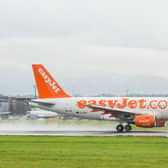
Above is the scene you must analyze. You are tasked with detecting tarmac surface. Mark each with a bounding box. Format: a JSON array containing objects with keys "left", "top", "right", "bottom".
[
  {"left": 0, "top": 121, "right": 168, "bottom": 136},
  {"left": 0, "top": 130, "right": 168, "bottom": 136}
]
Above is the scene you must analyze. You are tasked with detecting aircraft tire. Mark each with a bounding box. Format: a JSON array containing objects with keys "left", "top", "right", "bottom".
[
  {"left": 125, "top": 124, "right": 132, "bottom": 132},
  {"left": 116, "top": 124, "right": 124, "bottom": 133}
]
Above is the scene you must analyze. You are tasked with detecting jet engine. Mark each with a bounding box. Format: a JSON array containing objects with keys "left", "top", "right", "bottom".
[{"left": 135, "top": 115, "right": 165, "bottom": 128}]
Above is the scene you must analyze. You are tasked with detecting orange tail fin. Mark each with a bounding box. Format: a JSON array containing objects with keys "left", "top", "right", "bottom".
[{"left": 32, "top": 64, "right": 71, "bottom": 99}]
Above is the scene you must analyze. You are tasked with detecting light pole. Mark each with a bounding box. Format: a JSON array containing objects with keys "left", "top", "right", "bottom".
[{"left": 33, "top": 85, "right": 37, "bottom": 98}]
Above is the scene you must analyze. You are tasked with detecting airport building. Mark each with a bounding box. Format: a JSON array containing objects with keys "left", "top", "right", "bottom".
[
  {"left": 0, "top": 97, "right": 9, "bottom": 112},
  {"left": 8, "top": 97, "right": 31, "bottom": 116},
  {"left": 0, "top": 96, "right": 31, "bottom": 116}
]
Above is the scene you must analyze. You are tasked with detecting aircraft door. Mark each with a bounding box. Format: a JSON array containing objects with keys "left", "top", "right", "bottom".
[{"left": 65, "top": 100, "right": 72, "bottom": 113}]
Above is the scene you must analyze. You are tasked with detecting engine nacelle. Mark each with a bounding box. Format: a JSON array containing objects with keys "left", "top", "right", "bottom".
[
  {"left": 135, "top": 115, "right": 155, "bottom": 128},
  {"left": 135, "top": 115, "right": 165, "bottom": 128}
]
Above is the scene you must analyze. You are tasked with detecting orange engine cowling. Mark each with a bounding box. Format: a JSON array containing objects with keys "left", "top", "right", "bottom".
[
  {"left": 135, "top": 115, "right": 165, "bottom": 128},
  {"left": 135, "top": 115, "right": 155, "bottom": 128}
]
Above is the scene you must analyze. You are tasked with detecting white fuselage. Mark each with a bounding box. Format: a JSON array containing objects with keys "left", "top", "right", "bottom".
[{"left": 31, "top": 97, "right": 168, "bottom": 122}]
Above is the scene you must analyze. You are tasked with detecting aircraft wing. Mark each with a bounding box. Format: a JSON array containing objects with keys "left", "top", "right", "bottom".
[
  {"left": 30, "top": 100, "right": 55, "bottom": 108},
  {"left": 84, "top": 104, "right": 151, "bottom": 122}
]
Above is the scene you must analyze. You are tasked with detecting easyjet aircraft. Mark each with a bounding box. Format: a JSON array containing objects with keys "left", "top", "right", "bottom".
[{"left": 30, "top": 64, "right": 168, "bottom": 132}]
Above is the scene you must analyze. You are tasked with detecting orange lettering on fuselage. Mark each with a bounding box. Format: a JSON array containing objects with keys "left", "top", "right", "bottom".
[
  {"left": 139, "top": 99, "right": 146, "bottom": 109},
  {"left": 77, "top": 100, "right": 87, "bottom": 109},
  {"left": 116, "top": 98, "right": 128, "bottom": 109},
  {"left": 107, "top": 100, "right": 118, "bottom": 108},
  {"left": 158, "top": 100, "right": 167, "bottom": 109},
  {"left": 88, "top": 100, "right": 97, "bottom": 106},
  {"left": 150, "top": 100, "right": 157, "bottom": 109},
  {"left": 128, "top": 100, "right": 137, "bottom": 109},
  {"left": 76, "top": 99, "right": 168, "bottom": 110},
  {"left": 99, "top": 100, "right": 106, "bottom": 107}
]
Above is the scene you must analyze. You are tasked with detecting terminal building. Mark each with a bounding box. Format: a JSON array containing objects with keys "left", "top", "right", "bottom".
[
  {"left": 0, "top": 97, "right": 8, "bottom": 112},
  {"left": 0, "top": 96, "right": 31, "bottom": 116}
]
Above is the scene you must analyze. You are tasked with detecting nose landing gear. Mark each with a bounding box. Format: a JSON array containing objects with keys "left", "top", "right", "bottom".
[{"left": 116, "top": 124, "right": 132, "bottom": 133}]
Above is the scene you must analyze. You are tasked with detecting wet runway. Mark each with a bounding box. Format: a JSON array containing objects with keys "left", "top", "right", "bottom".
[
  {"left": 0, "top": 121, "right": 168, "bottom": 136},
  {"left": 0, "top": 130, "right": 168, "bottom": 136}
]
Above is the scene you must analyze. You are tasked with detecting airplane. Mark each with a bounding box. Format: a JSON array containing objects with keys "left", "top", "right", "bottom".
[
  {"left": 30, "top": 64, "right": 168, "bottom": 132},
  {"left": 25, "top": 109, "right": 58, "bottom": 120}
]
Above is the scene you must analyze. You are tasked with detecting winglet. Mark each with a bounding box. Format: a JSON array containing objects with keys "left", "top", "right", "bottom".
[{"left": 32, "top": 64, "right": 71, "bottom": 99}]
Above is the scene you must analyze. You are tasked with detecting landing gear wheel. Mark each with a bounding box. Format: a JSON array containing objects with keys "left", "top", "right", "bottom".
[
  {"left": 125, "top": 124, "right": 132, "bottom": 132},
  {"left": 116, "top": 124, "right": 124, "bottom": 133}
]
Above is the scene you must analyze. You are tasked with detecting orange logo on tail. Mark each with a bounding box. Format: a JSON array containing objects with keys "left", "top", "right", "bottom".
[
  {"left": 38, "top": 68, "right": 60, "bottom": 93},
  {"left": 32, "top": 64, "right": 71, "bottom": 99}
]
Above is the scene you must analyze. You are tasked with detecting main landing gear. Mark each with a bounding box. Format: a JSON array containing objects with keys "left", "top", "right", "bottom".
[{"left": 116, "top": 124, "right": 132, "bottom": 133}]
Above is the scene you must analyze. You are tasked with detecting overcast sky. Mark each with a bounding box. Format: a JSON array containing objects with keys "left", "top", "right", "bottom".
[{"left": 0, "top": 0, "right": 168, "bottom": 96}]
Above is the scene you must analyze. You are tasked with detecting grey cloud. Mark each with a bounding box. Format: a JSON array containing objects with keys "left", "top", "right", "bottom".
[
  {"left": 0, "top": 0, "right": 163, "bottom": 48},
  {"left": 0, "top": 0, "right": 167, "bottom": 95}
]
